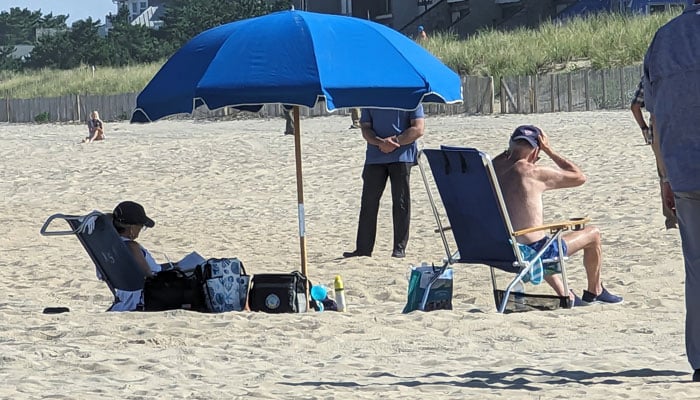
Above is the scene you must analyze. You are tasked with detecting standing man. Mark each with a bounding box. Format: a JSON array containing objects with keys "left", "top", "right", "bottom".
[
  {"left": 282, "top": 107, "right": 294, "bottom": 135},
  {"left": 350, "top": 108, "right": 361, "bottom": 129},
  {"left": 643, "top": 0, "right": 700, "bottom": 382},
  {"left": 343, "top": 106, "right": 425, "bottom": 259},
  {"left": 630, "top": 78, "right": 677, "bottom": 229}
]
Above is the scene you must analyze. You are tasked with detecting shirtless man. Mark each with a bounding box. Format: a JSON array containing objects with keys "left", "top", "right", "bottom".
[{"left": 492, "top": 125, "right": 622, "bottom": 306}]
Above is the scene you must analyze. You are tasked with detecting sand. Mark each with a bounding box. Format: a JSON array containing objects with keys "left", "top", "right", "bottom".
[{"left": 0, "top": 110, "right": 692, "bottom": 399}]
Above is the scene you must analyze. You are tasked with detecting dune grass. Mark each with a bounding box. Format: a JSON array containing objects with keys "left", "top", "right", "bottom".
[
  {"left": 424, "top": 10, "right": 675, "bottom": 77},
  {"left": 0, "top": 10, "right": 678, "bottom": 99},
  {"left": 0, "top": 62, "right": 163, "bottom": 98}
]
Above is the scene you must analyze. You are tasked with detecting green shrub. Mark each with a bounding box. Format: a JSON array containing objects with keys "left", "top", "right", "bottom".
[{"left": 34, "top": 111, "right": 50, "bottom": 123}]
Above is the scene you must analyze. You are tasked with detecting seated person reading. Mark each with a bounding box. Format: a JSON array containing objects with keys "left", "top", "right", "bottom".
[
  {"left": 110, "top": 201, "right": 169, "bottom": 311},
  {"left": 492, "top": 125, "right": 623, "bottom": 306}
]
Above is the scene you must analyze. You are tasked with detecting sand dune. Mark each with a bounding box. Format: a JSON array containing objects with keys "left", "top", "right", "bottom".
[{"left": 0, "top": 110, "right": 692, "bottom": 398}]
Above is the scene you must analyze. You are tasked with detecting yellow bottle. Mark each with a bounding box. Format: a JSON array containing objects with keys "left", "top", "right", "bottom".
[{"left": 334, "top": 275, "right": 347, "bottom": 312}]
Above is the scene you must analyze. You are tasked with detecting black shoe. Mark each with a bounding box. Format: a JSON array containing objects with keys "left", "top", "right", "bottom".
[
  {"left": 391, "top": 249, "right": 405, "bottom": 258},
  {"left": 343, "top": 250, "right": 371, "bottom": 258},
  {"left": 693, "top": 369, "right": 700, "bottom": 382}
]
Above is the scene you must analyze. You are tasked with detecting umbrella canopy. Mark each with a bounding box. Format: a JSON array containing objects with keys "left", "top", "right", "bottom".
[
  {"left": 131, "top": 10, "right": 462, "bottom": 122},
  {"left": 131, "top": 10, "right": 463, "bottom": 279}
]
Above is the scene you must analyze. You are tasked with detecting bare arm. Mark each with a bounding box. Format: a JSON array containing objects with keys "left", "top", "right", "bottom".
[
  {"left": 631, "top": 103, "right": 650, "bottom": 143},
  {"left": 630, "top": 103, "right": 648, "bottom": 130},
  {"left": 395, "top": 117, "right": 425, "bottom": 146},
  {"left": 536, "top": 131, "right": 586, "bottom": 189},
  {"left": 650, "top": 114, "right": 675, "bottom": 211},
  {"left": 650, "top": 114, "right": 667, "bottom": 180},
  {"left": 125, "top": 241, "right": 156, "bottom": 277}
]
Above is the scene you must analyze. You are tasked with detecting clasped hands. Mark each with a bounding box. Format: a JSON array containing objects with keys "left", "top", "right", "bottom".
[{"left": 378, "top": 136, "right": 400, "bottom": 153}]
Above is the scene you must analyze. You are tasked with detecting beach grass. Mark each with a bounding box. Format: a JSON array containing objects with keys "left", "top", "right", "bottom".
[{"left": 0, "top": 10, "right": 677, "bottom": 99}]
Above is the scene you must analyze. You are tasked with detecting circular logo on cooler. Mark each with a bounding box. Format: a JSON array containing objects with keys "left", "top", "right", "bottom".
[{"left": 265, "top": 294, "right": 281, "bottom": 310}]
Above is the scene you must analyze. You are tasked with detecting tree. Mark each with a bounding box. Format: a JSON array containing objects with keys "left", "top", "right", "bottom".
[
  {"left": 28, "top": 18, "right": 104, "bottom": 69},
  {"left": 0, "top": 7, "right": 68, "bottom": 45},
  {"left": 157, "top": 0, "right": 292, "bottom": 53},
  {"left": 104, "top": 5, "right": 164, "bottom": 65}
]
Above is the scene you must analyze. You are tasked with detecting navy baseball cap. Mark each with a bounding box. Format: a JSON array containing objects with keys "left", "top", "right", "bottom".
[{"left": 510, "top": 125, "right": 542, "bottom": 148}]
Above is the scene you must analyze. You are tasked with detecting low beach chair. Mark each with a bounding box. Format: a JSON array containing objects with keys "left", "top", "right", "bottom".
[
  {"left": 419, "top": 146, "right": 588, "bottom": 313},
  {"left": 40, "top": 211, "right": 147, "bottom": 309}
]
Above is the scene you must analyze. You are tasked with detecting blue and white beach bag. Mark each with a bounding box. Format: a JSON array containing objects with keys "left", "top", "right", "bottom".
[{"left": 197, "top": 258, "right": 250, "bottom": 313}]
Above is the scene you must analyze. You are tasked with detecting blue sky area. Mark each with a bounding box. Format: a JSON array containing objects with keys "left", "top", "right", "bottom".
[{"left": 0, "top": 0, "right": 116, "bottom": 24}]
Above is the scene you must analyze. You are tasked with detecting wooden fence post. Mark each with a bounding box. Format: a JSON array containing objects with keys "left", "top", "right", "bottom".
[
  {"left": 619, "top": 67, "right": 625, "bottom": 108},
  {"left": 550, "top": 74, "right": 555, "bottom": 113},
  {"left": 567, "top": 73, "right": 573, "bottom": 112},
  {"left": 584, "top": 70, "right": 590, "bottom": 111},
  {"left": 532, "top": 75, "right": 538, "bottom": 113},
  {"left": 601, "top": 70, "right": 607, "bottom": 109},
  {"left": 76, "top": 94, "right": 81, "bottom": 122},
  {"left": 500, "top": 77, "right": 506, "bottom": 114},
  {"left": 486, "top": 76, "right": 494, "bottom": 114}
]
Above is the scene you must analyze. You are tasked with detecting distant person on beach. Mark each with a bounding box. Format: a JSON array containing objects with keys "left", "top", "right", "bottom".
[
  {"left": 630, "top": 77, "right": 677, "bottom": 229},
  {"left": 343, "top": 105, "right": 425, "bottom": 259},
  {"left": 643, "top": 0, "right": 700, "bottom": 382},
  {"left": 282, "top": 107, "right": 294, "bottom": 136},
  {"left": 492, "top": 125, "right": 623, "bottom": 307},
  {"left": 350, "top": 108, "right": 361, "bottom": 129},
  {"left": 83, "top": 111, "right": 104, "bottom": 143},
  {"left": 415, "top": 25, "right": 428, "bottom": 43}
]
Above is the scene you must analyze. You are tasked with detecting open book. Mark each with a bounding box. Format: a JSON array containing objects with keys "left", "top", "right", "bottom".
[{"left": 175, "top": 251, "right": 206, "bottom": 271}]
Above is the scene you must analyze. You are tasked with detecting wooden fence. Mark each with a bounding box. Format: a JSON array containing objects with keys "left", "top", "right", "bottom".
[
  {"left": 0, "top": 67, "right": 643, "bottom": 123},
  {"left": 499, "top": 64, "right": 643, "bottom": 114}
]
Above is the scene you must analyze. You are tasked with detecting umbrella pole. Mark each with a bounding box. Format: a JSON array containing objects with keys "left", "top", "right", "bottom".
[{"left": 293, "top": 106, "right": 309, "bottom": 280}]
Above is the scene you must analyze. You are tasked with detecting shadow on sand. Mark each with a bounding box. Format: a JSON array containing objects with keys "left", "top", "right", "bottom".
[{"left": 280, "top": 367, "right": 689, "bottom": 391}]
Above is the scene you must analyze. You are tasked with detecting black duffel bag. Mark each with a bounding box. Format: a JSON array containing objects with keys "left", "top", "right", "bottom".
[{"left": 143, "top": 269, "right": 207, "bottom": 312}]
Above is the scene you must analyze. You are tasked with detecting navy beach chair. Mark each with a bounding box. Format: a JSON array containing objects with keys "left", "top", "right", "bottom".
[
  {"left": 419, "top": 146, "right": 588, "bottom": 313},
  {"left": 41, "top": 211, "right": 147, "bottom": 309}
]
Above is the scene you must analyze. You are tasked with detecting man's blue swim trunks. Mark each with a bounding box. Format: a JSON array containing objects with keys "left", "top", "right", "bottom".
[{"left": 527, "top": 236, "right": 568, "bottom": 259}]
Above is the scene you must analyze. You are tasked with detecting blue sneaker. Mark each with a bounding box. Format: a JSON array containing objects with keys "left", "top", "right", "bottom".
[
  {"left": 569, "top": 290, "right": 585, "bottom": 308},
  {"left": 581, "top": 286, "right": 623, "bottom": 305}
]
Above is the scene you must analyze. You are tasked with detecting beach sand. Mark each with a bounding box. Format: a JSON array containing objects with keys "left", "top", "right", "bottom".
[{"left": 0, "top": 110, "right": 692, "bottom": 398}]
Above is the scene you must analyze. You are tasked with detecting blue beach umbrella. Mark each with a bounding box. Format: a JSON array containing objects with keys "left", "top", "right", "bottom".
[{"left": 131, "top": 10, "right": 462, "bottom": 277}]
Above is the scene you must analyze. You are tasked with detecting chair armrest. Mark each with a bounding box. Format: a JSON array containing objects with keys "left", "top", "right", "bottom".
[{"left": 512, "top": 217, "right": 590, "bottom": 237}]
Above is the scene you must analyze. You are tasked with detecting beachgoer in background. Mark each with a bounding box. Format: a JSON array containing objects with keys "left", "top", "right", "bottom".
[
  {"left": 630, "top": 78, "right": 677, "bottom": 229},
  {"left": 350, "top": 108, "right": 361, "bottom": 129},
  {"left": 415, "top": 25, "right": 428, "bottom": 43},
  {"left": 630, "top": 78, "right": 653, "bottom": 145},
  {"left": 492, "top": 125, "right": 623, "bottom": 307},
  {"left": 83, "top": 111, "right": 104, "bottom": 143},
  {"left": 282, "top": 107, "right": 294, "bottom": 135},
  {"left": 343, "top": 105, "right": 425, "bottom": 259},
  {"left": 643, "top": 0, "right": 700, "bottom": 382}
]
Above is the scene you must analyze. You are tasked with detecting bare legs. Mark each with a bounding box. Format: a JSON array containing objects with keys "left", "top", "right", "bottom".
[{"left": 544, "top": 225, "right": 603, "bottom": 297}]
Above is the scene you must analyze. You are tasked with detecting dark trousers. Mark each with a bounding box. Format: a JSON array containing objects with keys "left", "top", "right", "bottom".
[{"left": 355, "top": 162, "right": 412, "bottom": 254}]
